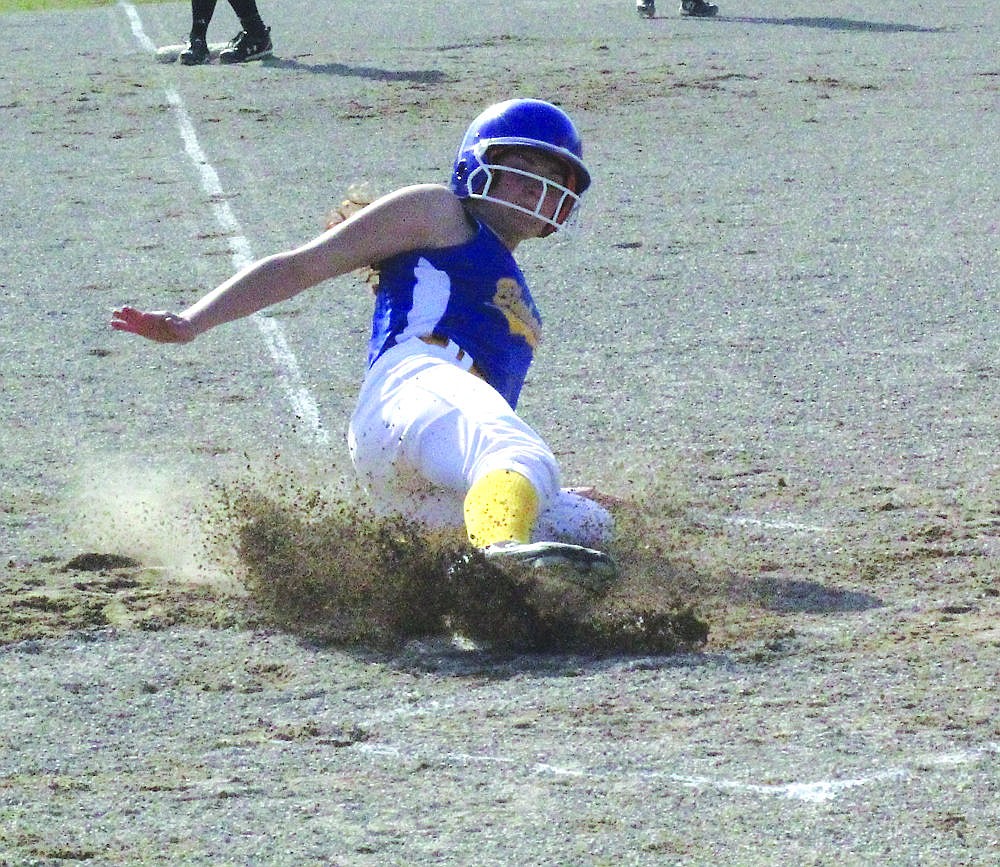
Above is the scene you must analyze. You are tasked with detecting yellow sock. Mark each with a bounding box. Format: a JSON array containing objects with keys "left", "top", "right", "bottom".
[{"left": 463, "top": 469, "right": 540, "bottom": 547}]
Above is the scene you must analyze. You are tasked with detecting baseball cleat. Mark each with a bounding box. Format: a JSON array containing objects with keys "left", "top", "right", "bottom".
[
  {"left": 637, "top": 0, "right": 656, "bottom": 18},
  {"left": 155, "top": 41, "right": 229, "bottom": 64},
  {"left": 179, "top": 37, "right": 210, "bottom": 65},
  {"left": 483, "top": 540, "right": 618, "bottom": 591},
  {"left": 219, "top": 28, "right": 273, "bottom": 64},
  {"left": 680, "top": 0, "right": 718, "bottom": 16}
]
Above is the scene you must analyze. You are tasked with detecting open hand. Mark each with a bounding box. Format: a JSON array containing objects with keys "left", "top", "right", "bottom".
[{"left": 111, "top": 306, "right": 196, "bottom": 344}]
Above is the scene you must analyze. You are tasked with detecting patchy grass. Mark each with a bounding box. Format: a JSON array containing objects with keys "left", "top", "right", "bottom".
[{"left": 0, "top": 0, "right": 161, "bottom": 12}]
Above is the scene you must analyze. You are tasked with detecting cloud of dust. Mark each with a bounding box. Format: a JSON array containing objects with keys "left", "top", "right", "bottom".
[{"left": 66, "top": 460, "right": 239, "bottom": 589}]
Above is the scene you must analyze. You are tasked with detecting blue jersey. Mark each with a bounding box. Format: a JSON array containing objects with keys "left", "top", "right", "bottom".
[{"left": 368, "top": 220, "right": 542, "bottom": 408}]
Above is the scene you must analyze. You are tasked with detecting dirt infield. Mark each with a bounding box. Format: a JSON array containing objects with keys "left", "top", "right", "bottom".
[{"left": 1, "top": 0, "right": 997, "bottom": 863}]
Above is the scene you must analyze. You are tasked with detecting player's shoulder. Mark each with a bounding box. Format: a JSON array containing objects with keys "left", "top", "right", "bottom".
[
  {"left": 389, "top": 183, "right": 463, "bottom": 213},
  {"left": 384, "top": 184, "right": 473, "bottom": 245}
]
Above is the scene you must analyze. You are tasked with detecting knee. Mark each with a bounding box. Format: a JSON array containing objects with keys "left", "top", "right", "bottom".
[{"left": 533, "top": 489, "right": 615, "bottom": 548}]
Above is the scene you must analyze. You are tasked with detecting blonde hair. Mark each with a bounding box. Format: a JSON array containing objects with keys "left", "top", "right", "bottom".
[
  {"left": 325, "top": 183, "right": 380, "bottom": 290},
  {"left": 325, "top": 183, "right": 375, "bottom": 230}
]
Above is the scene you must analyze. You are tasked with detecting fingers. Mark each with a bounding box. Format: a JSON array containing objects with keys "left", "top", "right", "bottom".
[
  {"left": 110, "top": 305, "right": 161, "bottom": 338},
  {"left": 110, "top": 307, "right": 193, "bottom": 343},
  {"left": 110, "top": 305, "right": 143, "bottom": 332}
]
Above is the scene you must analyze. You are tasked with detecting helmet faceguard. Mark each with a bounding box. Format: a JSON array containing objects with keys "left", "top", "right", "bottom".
[
  {"left": 464, "top": 144, "right": 583, "bottom": 234},
  {"left": 450, "top": 99, "right": 591, "bottom": 236}
]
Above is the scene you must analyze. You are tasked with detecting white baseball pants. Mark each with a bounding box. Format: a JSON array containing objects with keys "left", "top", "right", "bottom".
[{"left": 348, "top": 338, "right": 613, "bottom": 547}]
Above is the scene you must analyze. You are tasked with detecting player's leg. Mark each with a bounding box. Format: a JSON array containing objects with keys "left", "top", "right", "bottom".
[
  {"left": 180, "top": 0, "right": 217, "bottom": 65},
  {"left": 349, "top": 342, "right": 616, "bottom": 581},
  {"left": 219, "top": 0, "right": 273, "bottom": 63},
  {"left": 350, "top": 343, "right": 558, "bottom": 529},
  {"left": 533, "top": 488, "right": 614, "bottom": 549},
  {"left": 463, "top": 469, "right": 540, "bottom": 547},
  {"left": 636, "top": 0, "right": 656, "bottom": 19}
]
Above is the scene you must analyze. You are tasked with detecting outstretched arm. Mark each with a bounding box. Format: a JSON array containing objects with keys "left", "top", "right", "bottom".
[{"left": 111, "top": 184, "right": 470, "bottom": 342}]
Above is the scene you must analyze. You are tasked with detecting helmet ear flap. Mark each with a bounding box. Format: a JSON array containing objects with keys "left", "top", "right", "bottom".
[
  {"left": 453, "top": 158, "right": 471, "bottom": 192},
  {"left": 455, "top": 156, "right": 492, "bottom": 197}
]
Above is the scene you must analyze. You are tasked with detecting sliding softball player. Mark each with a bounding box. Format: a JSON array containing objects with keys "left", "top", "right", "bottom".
[{"left": 112, "top": 99, "right": 617, "bottom": 584}]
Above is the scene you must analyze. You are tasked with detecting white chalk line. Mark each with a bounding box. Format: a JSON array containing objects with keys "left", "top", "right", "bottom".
[
  {"left": 357, "top": 741, "right": 1000, "bottom": 804},
  {"left": 119, "top": 2, "right": 329, "bottom": 447},
  {"left": 723, "top": 515, "right": 833, "bottom": 534},
  {"left": 348, "top": 681, "right": 1000, "bottom": 804},
  {"left": 354, "top": 687, "right": 998, "bottom": 805},
  {"left": 690, "top": 509, "right": 835, "bottom": 535}
]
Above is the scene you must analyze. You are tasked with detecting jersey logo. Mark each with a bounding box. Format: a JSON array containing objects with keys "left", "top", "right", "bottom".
[{"left": 492, "top": 278, "right": 542, "bottom": 347}]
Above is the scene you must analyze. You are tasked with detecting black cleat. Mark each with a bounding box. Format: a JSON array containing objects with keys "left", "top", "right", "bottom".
[
  {"left": 219, "top": 27, "right": 273, "bottom": 63},
  {"left": 179, "top": 37, "right": 210, "bottom": 65},
  {"left": 680, "top": 0, "right": 719, "bottom": 16}
]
